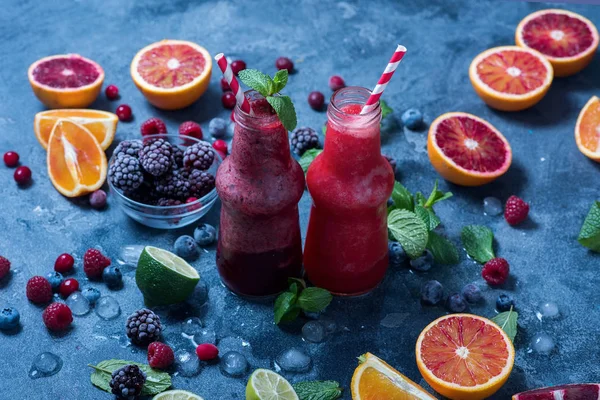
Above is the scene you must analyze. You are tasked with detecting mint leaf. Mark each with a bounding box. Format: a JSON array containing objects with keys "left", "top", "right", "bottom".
[
  {"left": 238, "top": 69, "right": 272, "bottom": 97},
  {"left": 89, "top": 360, "right": 171, "bottom": 396},
  {"left": 272, "top": 69, "right": 288, "bottom": 93},
  {"left": 322, "top": 123, "right": 327, "bottom": 136},
  {"left": 293, "top": 381, "right": 343, "bottom": 400},
  {"left": 414, "top": 192, "right": 427, "bottom": 207},
  {"left": 274, "top": 291, "right": 299, "bottom": 324},
  {"left": 491, "top": 307, "right": 518, "bottom": 342},
  {"left": 415, "top": 205, "right": 440, "bottom": 231},
  {"left": 267, "top": 95, "right": 297, "bottom": 132},
  {"left": 391, "top": 181, "right": 414, "bottom": 211},
  {"left": 387, "top": 209, "right": 428, "bottom": 259},
  {"left": 427, "top": 231, "right": 459, "bottom": 265},
  {"left": 578, "top": 201, "right": 600, "bottom": 252},
  {"left": 424, "top": 180, "right": 452, "bottom": 208},
  {"left": 461, "top": 225, "right": 495, "bottom": 263},
  {"left": 299, "top": 149, "right": 323, "bottom": 173},
  {"left": 297, "top": 287, "right": 332, "bottom": 312},
  {"left": 288, "top": 277, "right": 307, "bottom": 290},
  {"left": 380, "top": 99, "right": 393, "bottom": 120}
]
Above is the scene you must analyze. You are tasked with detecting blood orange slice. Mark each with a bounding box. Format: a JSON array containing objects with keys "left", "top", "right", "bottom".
[
  {"left": 513, "top": 383, "right": 600, "bottom": 400},
  {"left": 416, "top": 314, "right": 515, "bottom": 400},
  {"left": 28, "top": 54, "right": 104, "bottom": 109},
  {"left": 516, "top": 9, "right": 599, "bottom": 77},
  {"left": 469, "top": 46, "right": 553, "bottom": 111},
  {"left": 575, "top": 96, "right": 600, "bottom": 162},
  {"left": 131, "top": 40, "right": 212, "bottom": 110},
  {"left": 427, "top": 112, "right": 512, "bottom": 186}
]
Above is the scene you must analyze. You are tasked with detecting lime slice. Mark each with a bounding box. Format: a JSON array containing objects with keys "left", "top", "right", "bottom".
[
  {"left": 152, "top": 390, "right": 204, "bottom": 400},
  {"left": 246, "top": 369, "right": 299, "bottom": 400},
  {"left": 136, "top": 246, "right": 200, "bottom": 306}
]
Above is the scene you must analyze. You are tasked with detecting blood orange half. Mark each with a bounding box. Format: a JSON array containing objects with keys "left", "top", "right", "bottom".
[
  {"left": 28, "top": 54, "right": 104, "bottom": 109},
  {"left": 575, "top": 96, "right": 600, "bottom": 162},
  {"left": 469, "top": 46, "right": 553, "bottom": 111},
  {"left": 131, "top": 40, "right": 212, "bottom": 110},
  {"left": 513, "top": 383, "right": 600, "bottom": 400},
  {"left": 516, "top": 9, "right": 599, "bottom": 77},
  {"left": 428, "top": 112, "right": 512, "bottom": 186},
  {"left": 416, "top": 314, "right": 515, "bottom": 400}
]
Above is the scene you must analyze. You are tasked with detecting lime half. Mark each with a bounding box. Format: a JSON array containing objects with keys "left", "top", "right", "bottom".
[
  {"left": 152, "top": 390, "right": 204, "bottom": 400},
  {"left": 136, "top": 246, "right": 200, "bottom": 306},
  {"left": 246, "top": 369, "right": 299, "bottom": 400}
]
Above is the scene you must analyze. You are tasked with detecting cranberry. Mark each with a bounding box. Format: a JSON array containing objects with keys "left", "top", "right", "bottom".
[
  {"left": 230, "top": 110, "right": 235, "bottom": 122},
  {"left": 196, "top": 343, "right": 219, "bottom": 361},
  {"left": 3, "top": 151, "right": 19, "bottom": 167},
  {"left": 186, "top": 197, "right": 202, "bottom": 211},
  {"left": 14, "top": 166, "right": 31, "bottom": 185},
  {"left": 230, "top": 60, "right": 246, "bottom": 76},
  {"left": 89, "top": 190, "right": 107, "bottom": 210},
  {"left": 329, "top": 75, "right": 346, "bottom": 91},
  {"left": 105, "top": 84, "right": 119, "bottom": 100},
  {"left": 220, "top": 78, "right": 230, "bottom": 92},
  {"left": 60, "top": 278, "right": 79, "bottom": 297},
  {"left": 186, "top": 197, "right": 199, "bottom": 204},
  {"left": 222, "top": 92, "right": 236, "bottom": 109},
  {"left": 116, "top": 104, "right": 132, "bottom": 121},
  {"left": 308, "top": 91, "right": 325, "bottom": 110},
  {"left": 55, "top": 253, "right": 75, "bottom": 273},
  {"left": 275, "top": 57, "right": 294, "bottom": 72},
  {"left": 213, "top": 139, "right": 228, "bottom": 154}
]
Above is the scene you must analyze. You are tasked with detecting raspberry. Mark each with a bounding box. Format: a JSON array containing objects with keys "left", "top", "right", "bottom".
[
  {"left": 42, "top": 303, "right": 73, "bottom": 331},
  {"left": 196, "top": 343, "right": 219, "bottom": 361},
  {"left": 54, "top": 253, "right": 74, "bottom": 273},
  {"left": 140, "top": 117, "right": 167, "bottom": 137},
  {"left": 105, "top": 84, "right": 119, "bottom": 100},
  {"left": 147, "top": 342, "right": 174, "bottom": 369},
  {"left": 0, "top": 256, "right": 10, "bottom": 280},
  {"left": 116, "top": 104, "right": 132, "bottom": 121},
  {"left": 14, "top": 166, "right": 32, "bottom": 185},
  {"left": 504, "top": 195, "right": 529, "bottom": 226},
  {"left": 59, "top": 278, "right": 79, "bottom": 297},
  {"left": 26, "top": 276, "right": 53, "bottom": 304},
  {"left": 3, "top": 151, "right": 19, "bottom": 167},
  {"left": 482, "top": 257, "right": 510, "bottom": 285},
  {"left": 179, "top": 121, "right": 203, "bottom": 141},
  {"left": 83, "top": 248, "right": 111, "bottom": 279}
]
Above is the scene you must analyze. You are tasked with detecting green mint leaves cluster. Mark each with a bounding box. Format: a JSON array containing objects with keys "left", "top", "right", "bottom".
[
  {"left": 238, "top": 69, "right": 297, "bottom": 132},
  {"left": 461, "top": 225, "right": 495, "bottom": 263},
  {"left": 293, "top": 380, "right": 343, "bottom": 400},
  {"left": 578, "top": 201, "right": 600, "bottom": 252},
  {"left": 89, "top": 360, "right": 171, "bottom": 396},
  {"left": 274, "top": 278, "right": 333, "bottom": 324}
]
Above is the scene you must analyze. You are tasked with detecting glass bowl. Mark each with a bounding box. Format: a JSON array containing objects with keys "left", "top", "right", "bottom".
[{"left": 108, "top": 134, "right": 221, "bottom": 229}]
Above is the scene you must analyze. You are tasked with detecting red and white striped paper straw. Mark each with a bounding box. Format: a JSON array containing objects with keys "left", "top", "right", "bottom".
[
  {"left": 361, "top": 45, "right": 407, "bottom": 115},
  {"left": 215, "top": 53, "right": 252, "bottom": 114}
]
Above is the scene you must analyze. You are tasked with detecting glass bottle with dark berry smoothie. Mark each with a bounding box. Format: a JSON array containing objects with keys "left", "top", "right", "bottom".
[{"left": 216, "top": 90, "right": 304, "bottom": 297}]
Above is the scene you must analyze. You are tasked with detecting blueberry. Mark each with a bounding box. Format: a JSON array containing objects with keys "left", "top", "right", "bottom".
[
  {"left": 102, "top": 266, "right": 123, "bottom": 289},
  {"left": 209, "top": 118, "right": 228, "bottom": 139},
  {"left": 461, "top": 283, "right": 482, "bottom": 304},
  {"left": 388, "top": 241, "right": 406, "bottom": 268},
  {"left": 409, "top": 250, "right": 433, "bottom": 271},
  {"left": 46, "top": 271, "right": 64, "bottom": 292},
  {"left": 496, "top": 294, "right": 515, "bottom": 312},
  {"left": 421, "top": 280, "right": 443, "bottom": 305},
  {"left": 0, "top": 307, "right": 20, "bottom": 330},
  {"left": 401, "top": 108, "right": 423, "bottom": 130},
  {"left": 446, "top": 293, "right": 468, "bottom": 313},
  {"left": 81, "top": 287, "right": 101, "bottom": 305},
  {"left": 174, "top": 235, "right": 199, "bottom": 259},
  {"left": 194, "top": 224, "right": 217, "bottom": 247},
  {"left": 387, "top": 198, "right": 394, "bottom": 207}
]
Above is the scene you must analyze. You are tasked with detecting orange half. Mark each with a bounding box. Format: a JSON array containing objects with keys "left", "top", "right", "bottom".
[
  {"left": 47, "top": 119, "right": 107, "bottom": 197},
  {"left": 575, "top": 96, "right": 600, "bottom": 161}
]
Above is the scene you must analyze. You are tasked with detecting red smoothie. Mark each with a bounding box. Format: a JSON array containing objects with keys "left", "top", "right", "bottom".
[
  {"left": 216, "top": 91, "right": 305, "bottom": 297},
  {"left": 303, "top": 87, "right": 394, "bottom": 295}
]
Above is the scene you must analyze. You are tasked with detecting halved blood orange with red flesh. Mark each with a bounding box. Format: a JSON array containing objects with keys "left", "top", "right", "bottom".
[
  {"left": 416, "top": 314, "right": 515, "bottom": 400},
  {"left": 469, "top": 46, "right": 553, "bottom": 111},
  {"left": 513, "top": 383, "right": 600, "bottom": 400},
  {"left": 516, "top": 9, "right": 599, "bottom": 77},
  {"left": 427, "top": 112, "right": 512, "bottom": 186},
  {"left": 575, "top": 96, "right": 600, "bottom": 161}
]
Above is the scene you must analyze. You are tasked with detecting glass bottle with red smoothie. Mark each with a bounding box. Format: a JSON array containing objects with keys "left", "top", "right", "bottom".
[
  {"left": 303, "top": 87, "right": 394, "bottom": 295},
  {"left": 216, "top": 90, "right": 305, "bottom": 298}
]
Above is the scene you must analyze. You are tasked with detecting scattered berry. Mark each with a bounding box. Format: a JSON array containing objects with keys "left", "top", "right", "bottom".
[
  {"left": 409, "top": 250, "right": 433, "bottom": 271},
  {"left": 26, "top": 276, "right": 53, "bottom": 304},
  {"left": 231, "top": 60, "right": 246, "bottom": 75},
  {"left": 174, "top": 235, "right": 199, "bottom": 260},
  {"left": 384, "top": 155, "right": 397, "bottom": 173},
  {"left": 83, "top": 248, "right": 111, "bottom": 279},
  {"left": 89, "top": 189, "right": 107, "bottom": 209},
  {"left": 54, "top": 253, "right": 75, "bottom": 273},
  {"left": 81, "top": 287, "right": 101, "bottom": 305},
  {"left": 42, "top": 303, "right": 73, "bottom": 331},
  {"left": 212, "top": 139, "right": 228, "bottom": 155},
  {"left": 196, "top": 343, "right": 219, "bottom": 361},
  {"left": 46, "top": 271, "right": 64, "bottom": 292},
  {"left": 446, "top": 293, "right": 468, "bottom": 313},
  {"left": 504, "top": 195, "right": 529, "bottom": 226},
  {"left": 116, "top": 104, "right": 132, "bottom": 121},
  {"left": 60, "top": 278, "right": 79, "bottom": 297},
  {"left": 0, "top": 256, "right": 10, "bottom": 280},
  {"left": 275, "top": 56, "right": 294, "bottom": 72},
  {"left": 496, "top": 293, "right": 515, "bottom": 312},
  {"left": 421, "top": 280, "right": 444, "bottom": 306},
  {"left": 194, "top": 223, "right": 217, "bottom": 246},
  {"left": 105, "top": 84, "right": 119, "bottom": 100},
  {"left": 102, "top": 266, "right": 123, "bottom": 289},
  {"left": 14, "top": 166, "right": 32, "bottom": 185},
  {"left": 114, "top": 140, "right": 143, "bottom": 159},
  {"left": 482, "top": 257, "right": 510, "bottom": 285},
  {"left": 126, "top": 308, "right": 163, "bottom": 346},
  {"left": 183, "top": 141, "right": 215, "bottom": 171},
  {"left": 308, "top": 91, "right": 325, "bottom": 110},
  {"left": 208, "top": 118, "right": 228, "bottom": 138},
  {"left": 222, "top": 92, "right": 236, "bottom": 109},
  {"left": 220, "top": 77, "right": 230, "bottom": 92},
  {"left": 3, "top": 151, "right": 19, "bottom": 167},
  {"left": 329, "top": 75, "right": 345, "bottom": 91},
  {"left": 139, "top": 138, "right": 173, "bottom": 177},
  {"left": 461, "top": 283, "right": 482, "bottom": 304},
  {"left": 0, "top": 307, "right": 20, "bottom": 330},
  {"left": 401, "top": 108, "right": 423, "bottom": 130},
  {"left": 388, "top": 241, "right": 406, "bottom": 268},
  {"left": 290, "top": 127, "right": 320, "bottom": 156},
  {"left": 109, "top": 364, "right": 146, "bottom": 399},
  {"left": 140, "top": 117, "right": 167, "bottom": 137},
  {"left": 179, "top": 121, "right": 203, "bottom": 141},
  {"left": 147, "top": 342, "right": 175, "bottom": 369}
]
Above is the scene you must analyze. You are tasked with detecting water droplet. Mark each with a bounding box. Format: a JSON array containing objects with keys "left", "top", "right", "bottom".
[
  {"left": 118, "top": 336, "right": 131, "bottom": 348},
  {"left": 181, "top": 317, "right": 203, "bottom": 336},
  {"left": 66, "top": 292, "right": 90, "bottom": 316},
  {"left": 380, "top": 313, "right": 409, "bottom": 328},
  {"left": 483, "top": 197, "right": 503, "bottom": 216},
  {"left": 29, "top": 352, "right": 63, "bottom": 379},
  {"left": 175, "top": 349, "right": 201, "bottom": 377},
  {"left": 536, "top": 302, "right": 559, "bottom": 321},
  {"left": 219, "top": 351, "right": 248, "bottom": 377},
  {"left": 275, "top": 349, "right": 312, "bottom": 373},
  {"left": 95, "top": 296, "right": 121, "bottom": 320},
  {"left": 194, "top": 328, "right": 217, "bottom": 345},
  {"left": 530, "top": 332, "right": 555, "bottom": 355},
  {"left": 302, "top": 321, "right": 326, "bottom": 343}
]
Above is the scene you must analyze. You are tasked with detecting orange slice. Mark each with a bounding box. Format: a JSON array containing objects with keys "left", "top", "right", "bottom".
[
  {"left": 428, "top": 112, "right": 512, "bottom": 186},
  {"left": 131, "top": 40, "right": 212, "bottom": 110},
  {"left": 513, "top": 383, "right": 600, "bottom": 399},
  {"left": 34, "top": 109, "right": 118, "bottom": 150},
  {"left": 516, "top": 9, "right": 599, "bottom": 77},
  {"left": 47, "top": 119, "right": 107, "bottom": 197},
  {"left": 575, "top": 96, "right": 600, "bottom": 162},
  {"left": 28, "top": 54, "right": 104, "bottom": 109},
  {"left": 351, "top": 353, "right": 437, "bottom": 400},
  {"left": 469, "top": 46, "right": 553, "bottom": 111},
  {"left": 416, "top": 314, "right": 515, "bottom": 400}
]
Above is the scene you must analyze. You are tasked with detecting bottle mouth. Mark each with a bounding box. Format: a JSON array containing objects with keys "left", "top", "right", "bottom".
[
  {"left": 235, "top": 90, "right": 281, "bottom": 125},
  {"left": 328, "top": 86, "right": 381, "bottom": 124}
]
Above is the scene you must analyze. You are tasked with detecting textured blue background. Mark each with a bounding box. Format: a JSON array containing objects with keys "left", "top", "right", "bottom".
[{"left": 1, "top": 0, "right": 600, "bottom": 399}]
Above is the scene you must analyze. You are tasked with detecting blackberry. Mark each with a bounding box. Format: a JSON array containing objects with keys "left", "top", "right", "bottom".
[
  {"left": 290, "top": 127, "right": 320, "bottom": 156},
  {"left": 127, "top": 183, "right": 158, "bottom": 205},
  {"left": 156, "top": 198, "right": 183, "bottom": 207},
  {"left": 125, "top": 308, "right": 162, "bottom": 346},
  {"left": 182, "top": 169, "right": 215, "bottom": 198},
  {"left": 109, "top": 364, "right": 146, "bottom": 400},
  {"left": 183, "top": 141, "right": 214, "bottom": 170},
  {"left": 139, "top": 138, "right": 173, "bottom": 177},
  {"left": 171, "top": 146, "right": 184, "bottom": 168},
  {"left": 155, "top": 171, "right": 190, "bottom": 199},
  {"left": 109, "top": 155, "right": 144, "bottom": 193},
  {"left": 113, "top": 140, "right": 143, "bottom": 159}
]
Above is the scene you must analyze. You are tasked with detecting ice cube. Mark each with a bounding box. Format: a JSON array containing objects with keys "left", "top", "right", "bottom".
[
  {"left": 219, "top": 351, "right": 248, "bottom": 377},
  {"left": 275, "top": 349, "right": 312, "bottom": 373},
  {"left": 531, "top": 332, "right": 555, "bottom": 355},
  {"left": 66, "top": 292, "right": 91, "bottom": 316},
  {"left": 181, "top": 317, "right": 203, "bottom": 336},
  {"left": 95, "top": 296, "right": 121, "bottom": 320},
  {"left": 29, "top": 352, "right": 63, "bottom": 379},
  {"left": 117, "top": 245, "right": 144, "bottom": 267},
  {"left": 537, "top": 302, "right": 559, "bottom": 320},
  {"left": 176, "top": 349, "right": 201, "bottom": 377},
  {"left": 302, "top": 321, "right": 326, "bottom": 343},
  {"left": 483, "top": 197, "right": 503, "bottom": 216}
]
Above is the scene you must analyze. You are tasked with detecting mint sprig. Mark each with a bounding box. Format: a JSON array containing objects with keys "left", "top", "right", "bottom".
[
  {"left": 238, "top": 69, "right": 297, "bottom": 131},
  {"left": 427, "top": 231, "right": 459, "bottom": 265},
  {"left": 491, "top": 306, "right": 518, "bottom": 343},
  {"left": 274, "top": 279, "right": 332, "bottom": 324},
  {"left": 387, "top": 209, "right": 429, "bottom": 259},
  {"left": 461, "top": 225, "right": 495, "bottom": 263},
  {"left": 293, "top": 381, "right": 343, "bottom": 400},
  {"left": 380, "top": 99, "right": 393, "bottom": 120},
  {"left": 299, "top": 149, "right": 323, "bottom": 173},
  {"left": 578, "top": 201, "right": 600, "bottom": 252}
]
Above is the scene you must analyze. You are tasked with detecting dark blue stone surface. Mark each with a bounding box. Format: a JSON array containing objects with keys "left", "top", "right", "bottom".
[{"left": 1, "top": 0, "right": 600, "bottom": 399}]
